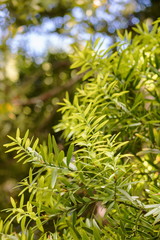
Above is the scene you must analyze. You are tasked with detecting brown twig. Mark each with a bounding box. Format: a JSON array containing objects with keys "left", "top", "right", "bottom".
[{"left": 13, "top": 72, "right": 85, "bottom": 106}]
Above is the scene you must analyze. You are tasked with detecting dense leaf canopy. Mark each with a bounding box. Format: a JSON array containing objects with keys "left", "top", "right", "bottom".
[
  {"left": 0, "top": 0, "right": 160, "bottom": 228},
  {"left": 0, "top": 20, "right": 160, "bottom": 239}
]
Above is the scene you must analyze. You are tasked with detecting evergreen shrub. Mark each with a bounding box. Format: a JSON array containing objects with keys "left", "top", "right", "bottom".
[{"left": 0, "top": 20, "right": 160, "bottom": 239}]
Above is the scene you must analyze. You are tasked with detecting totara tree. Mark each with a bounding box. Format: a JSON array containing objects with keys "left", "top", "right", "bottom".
[
  {"left": 0, "top": 0, "right": 160, "bottom": 216},
  {"left": 0, "top": 20, "right": 160, "bottom": 239}
]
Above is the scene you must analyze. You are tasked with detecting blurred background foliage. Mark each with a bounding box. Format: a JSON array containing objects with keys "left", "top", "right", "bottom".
[{"left": 0, "top": 0, "right": 160, "bottom": 218}]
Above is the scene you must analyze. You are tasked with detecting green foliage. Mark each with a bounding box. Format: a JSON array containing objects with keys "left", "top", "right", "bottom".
[
  {"left": 1, "top": 0, "right": 160, "bottom": 217},
  {"left": 1, "top": 21, "right": 160, "bottom": 239}
]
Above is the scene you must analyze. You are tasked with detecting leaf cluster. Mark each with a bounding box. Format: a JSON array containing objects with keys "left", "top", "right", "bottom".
[{"left": 1, "top": 21, "right": 160, "bottom": 239}]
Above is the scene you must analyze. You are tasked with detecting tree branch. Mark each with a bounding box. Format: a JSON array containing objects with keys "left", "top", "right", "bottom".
[{"left": 13, "top": 72, "right": 84, "bottom": 106}]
